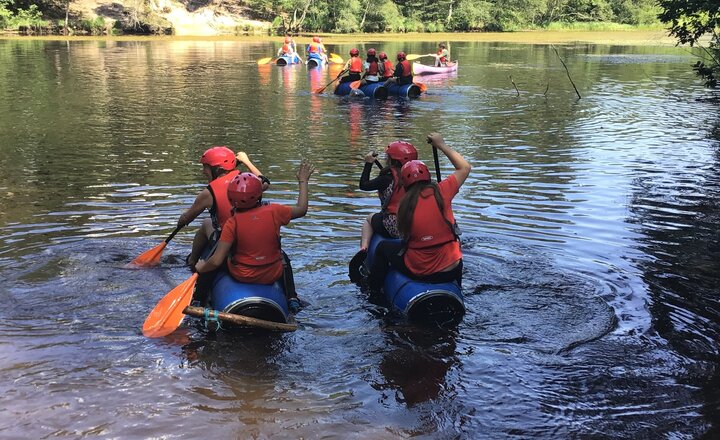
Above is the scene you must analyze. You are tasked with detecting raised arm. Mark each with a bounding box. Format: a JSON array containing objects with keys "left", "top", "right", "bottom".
[
  {"left": 427, "top": 133, "right": 471, "bottom": 188},
  {"left": 236, "top": 152, "right": 269, "bottom": 190},
  {"left": 291, "top": 159, "right": 315, "bottom": 219}
]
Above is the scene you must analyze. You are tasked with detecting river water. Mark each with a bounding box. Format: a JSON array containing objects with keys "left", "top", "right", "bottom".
[{"left": 0, "top": 37, "right": 718, "bottom": 438}]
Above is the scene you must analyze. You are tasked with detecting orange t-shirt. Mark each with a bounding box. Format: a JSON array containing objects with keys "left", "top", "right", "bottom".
[
  {"left": 403, "top": 175, "right": 461, "bottom": 276},
  {"left": 220, "top": 204, "right": 293, "bottom": 284}
]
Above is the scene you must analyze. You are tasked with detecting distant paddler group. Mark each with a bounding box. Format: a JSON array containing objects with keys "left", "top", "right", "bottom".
[{"left": 257, "top": 34, "right": 343, "bottom": 67}]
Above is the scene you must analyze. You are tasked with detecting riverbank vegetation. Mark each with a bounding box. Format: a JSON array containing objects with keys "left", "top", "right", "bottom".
[{"left": 1, "top": 0, "right": 663, "bottom": 36}]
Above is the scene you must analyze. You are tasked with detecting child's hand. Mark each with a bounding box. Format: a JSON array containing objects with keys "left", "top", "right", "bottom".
[
  {"left": 296, "top": 159, "right": 316, "bottom": 182},
  {"left": 236, "top": 151, "right": 250, "bottom": 164},
  {"left": 427, "top": 132, "right": 445, "bottom": 147},
  {"left": 364, "top": 151, "right": 378, "bottom": 163},
  {"left": 195, "top": 260, "right": 206, "bottom": 273}
]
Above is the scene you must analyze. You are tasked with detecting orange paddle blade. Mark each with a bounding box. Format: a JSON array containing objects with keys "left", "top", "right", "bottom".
[
  {"left": 414, "top": 82, "right": 428, "bottom": 93},
  {"left": 142, "top": 273, "right": 198, "bottom": 338},
  {"left": 257, "top": 57, "right": 273, "bottom": 65},
  {"left": 349, "top": 80, "right": 362, "bottom": 89},
  {"left": 127, "top": 242, "right": 166, "bottom": 268}
]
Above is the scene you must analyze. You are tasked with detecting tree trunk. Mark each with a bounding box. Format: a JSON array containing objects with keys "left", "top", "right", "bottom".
[{"left": 64, "top": 0, "right": 70, "bottom": 36}]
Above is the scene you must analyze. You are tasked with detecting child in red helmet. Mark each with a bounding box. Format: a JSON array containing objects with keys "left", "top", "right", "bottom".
[
  {"left": 359, "top": 48, "right": 381, "bottom": 86},
  {"left": 357, "top": 141, "right": 418, "bottom": 253},
  {"left": 195, "top": 160, "right": 315, "bottom": 313},
  {"left": 339, "top": 48, "right": 363, "bottom": 84},
  {"left": 306, "top": 36, "right": 328, "bottom": 64},
  {"left": 277, "top": 34, "right": 298, "bottom": 60},
  {"left": 378, "top": 52, "right": 394, "bottom": 79},
  {"left": 179, "top": 148, "right": 268, "bottom": 269},
  {"left": 366, "top": 133, "right": 471, "bottom": 290},
  {"left": 382, "top": 51, "right": 413, "bottom": 87}
]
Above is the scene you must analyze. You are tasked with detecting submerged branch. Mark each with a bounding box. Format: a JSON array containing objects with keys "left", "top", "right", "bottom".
[{"left": 551, "top": 45, "right": 581, "bottom": 99}]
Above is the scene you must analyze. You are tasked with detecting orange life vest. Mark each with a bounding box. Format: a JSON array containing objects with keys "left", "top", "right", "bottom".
[
  {"left": 366, "top": 60, "right": 379, "bottom": 75},
  {"left": 307, "top": 42, "right": 319, "bottom": 53},
  {"left": 349, "top": 57, "right": 363, "bottom": 73},
  {"left": 398, "top": 60, "right": 412, "bottom": 77},
  {"left": 382, "top": 60, "right": 394, "bottom": 78},
  {"left": 405, "top": 187, "right": 456, "bottom": 250},
  {"left": 437, "top": 49, "right": 447, "bottom": 64},
  {"left": 229, "top": 204, "right": 283, "bottom": 266},
  {"left": 208, "top": 169, "right": 239, "bottom": 229},
  {"left": 281, "top": 43, "right": 292, "bottom": 54}
]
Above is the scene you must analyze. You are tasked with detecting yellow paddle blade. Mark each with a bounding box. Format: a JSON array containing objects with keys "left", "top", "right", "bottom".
[
  {"left": 406, "top": 54, "right": 423, "bottom": 61},
  {"left": 329, "top": 53, "right": 344, "bottom": 64},
  {"left": 126, "top": 242, "right": 166, "bottom": 268},
  {"left": 142, "top": 273, "right": 198, "bottom": 338},
  {"left": 257, "top": 57, "right": 273, "bottom": 65}
]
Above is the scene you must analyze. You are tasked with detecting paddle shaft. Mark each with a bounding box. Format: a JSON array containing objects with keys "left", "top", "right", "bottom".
[
  {"left": 317, "top": 69, "right": 347, "bottom": 93},
  {"left": 165, "top": 225, "right": 182, "bottom": 244},
  {"left": 433, "top": 146, "right": 442, "bottom": 181}
]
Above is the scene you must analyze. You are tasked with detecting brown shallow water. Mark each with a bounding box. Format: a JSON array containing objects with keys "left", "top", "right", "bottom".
[{"left": 0, "top": 36, "right": 718, "bottom": 438}]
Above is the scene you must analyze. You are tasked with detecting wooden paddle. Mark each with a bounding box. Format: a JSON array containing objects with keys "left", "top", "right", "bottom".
[
  {"left": 127, "top": 225, "right": 182, "bottom": 268},
  {"left": 314, "top": 69, "right": 347, "bottom": 93},
  {"left": 406, "top": 54, "right": 434, "bottom": 61},
  {"left": 257, "top": 56, "right": 277, "bottom": 65}
]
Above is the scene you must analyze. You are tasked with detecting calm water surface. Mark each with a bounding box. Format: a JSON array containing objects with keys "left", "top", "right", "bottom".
[{"left": 0, "top": 38, "right": 718, "bottom": 438}]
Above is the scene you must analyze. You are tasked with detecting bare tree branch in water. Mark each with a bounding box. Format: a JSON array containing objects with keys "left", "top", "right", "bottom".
[
  {"left": 551, "top": 44, "right": 581, "bottom": 99},
  {"left": 510, "top": 75, "right": 520, "bottom": 97}
]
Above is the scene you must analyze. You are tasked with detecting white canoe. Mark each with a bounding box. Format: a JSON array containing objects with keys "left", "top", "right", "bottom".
[{"left": 412, "top": 61, "right": 458, "bottom": 75}]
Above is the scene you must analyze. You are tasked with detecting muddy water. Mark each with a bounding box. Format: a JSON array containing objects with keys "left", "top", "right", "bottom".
[{"left": 0, "top": 37, "right": 718, "bottom": 438}]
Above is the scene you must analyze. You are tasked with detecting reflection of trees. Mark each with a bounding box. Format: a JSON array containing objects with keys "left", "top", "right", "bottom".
[{"left": 627, "top": 114, "right": 720, "bottom": 432}]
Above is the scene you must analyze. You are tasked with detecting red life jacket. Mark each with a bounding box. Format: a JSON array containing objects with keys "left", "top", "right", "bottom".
[
  {"left": 307, "top": 43, "right": 319, "bottom": 53},
  {"left": 381, "top": 167, "right": 405, "bottom": 215},
  {"left": 398, "top": 60, "right": 412, "bottom": 77},
  {"left": 382, "top": 60, "right": 394, "bottom": 78},
  {"left": 281, "top": 43, "right": 292, "bottom": 54},
  {"left": 208, "top": 169, "right": 239, "bottom": 229},
  {"left": 229, "top": 204, "right": 283, "bottom": 266},
  {"left": 437, "top": 49, "right": 447, "bottom": 64},
  {"left": 349, "top": 57, "right": 363, "bottom": 73},
  {"left": 366, "top": 60, "right": 379, "bottom": 75},
  {"left": 406, "top": 187, "right": 456, "bottom": 250}
]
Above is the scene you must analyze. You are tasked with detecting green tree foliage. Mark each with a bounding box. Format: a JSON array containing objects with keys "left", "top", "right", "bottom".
[{"left": 658, "top": 0, "right": 720, "bottom": 88}]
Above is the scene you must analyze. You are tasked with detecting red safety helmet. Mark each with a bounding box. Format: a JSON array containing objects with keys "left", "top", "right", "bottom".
[
  {"left": 401, "top": 160, "right": 430, "bottom": 188},
  {"left": 367, "top": 48, "right": 376, "bottom": 57},
  {"left": 284, "top": 37, "right": 291, "bottom": 43},
  {"left": 397, "top": 51, "right": 406, "bottom": 61},
  {"left": 228, "top": 173, "right": 263, "bottom": 209},
  {"left": 379, "top": 51, "right": 387, "bottom": 60},
  {"left": 350, "top": 48, "right": 359, "bottom": 56},
  {"left": 385, "top": 141, "right": 418, "bottom": 165},
  {"left": 200, "top": 146, "right": 236, "bottom": 171}
]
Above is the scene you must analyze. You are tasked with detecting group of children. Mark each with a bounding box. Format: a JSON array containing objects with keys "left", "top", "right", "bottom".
[
  {"left": 178, "top": 132, "right": 470, "bottom": 314},
  {"left": 338, "top": 43, "right": 450, "bottom": 88},
  {"left": 277, "top": 34, "right": 329, "bottom": 65}
]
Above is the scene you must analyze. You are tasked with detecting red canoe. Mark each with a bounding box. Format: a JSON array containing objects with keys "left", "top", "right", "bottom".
[{"left": 412, "top": 61, "right": 459, "bottom": 75}]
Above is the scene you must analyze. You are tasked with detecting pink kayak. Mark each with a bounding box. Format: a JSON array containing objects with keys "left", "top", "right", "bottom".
[{"left": 412, "top": 61, "right": 458, "bottom": 75}]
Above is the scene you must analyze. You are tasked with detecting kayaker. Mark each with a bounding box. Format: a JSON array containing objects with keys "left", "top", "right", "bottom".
[
  {"left": 179, "top": 147, "right": 269, "bottom": 269},
  {"left": 378, "top": 52, "right": 394, "bottom": 80},
  {"left": 357, "top": 141, "right": 418, "bottom": 255},
  {"left": 382, "top": 51, "right": 413, "bottom": 88},
  {"left": 431, "top": 43, "right": 449, "bottom": 67},
  {"left": 339, "top": 48, "right": 363, "bottom": 84},
  {"left": 277, "top": 36, "right": 298, "bottom": 60},
  {"left": 367, "top": 133, "right": 471, "bottom": 290},
  {"left": 195, "top": 160, "right": 315, "bottom": 314},
  {"left": 306, "top": 36, "right": 328, "bottom": 64},
  {"left": 359, "top": 48, "right": 381, "bottom": 86}
]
